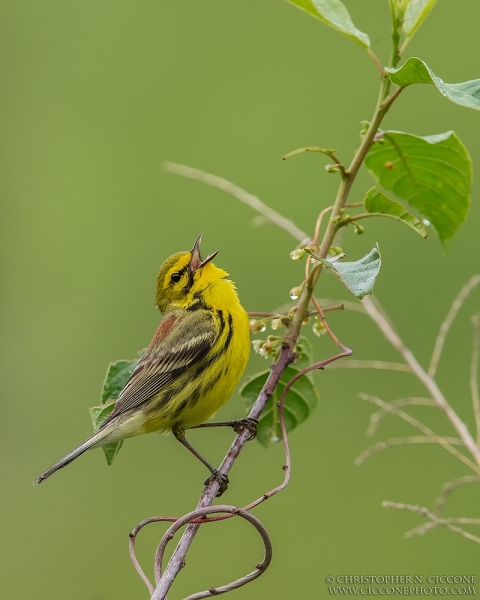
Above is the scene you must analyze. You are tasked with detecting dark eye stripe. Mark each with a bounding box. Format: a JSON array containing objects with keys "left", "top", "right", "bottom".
[{"left": 170, "top": 265, "right": 188, "bottom": 285}]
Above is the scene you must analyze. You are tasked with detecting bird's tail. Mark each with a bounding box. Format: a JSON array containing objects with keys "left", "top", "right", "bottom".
[{"left": 33, "top": 424, "right": 115, "bottom": 485}]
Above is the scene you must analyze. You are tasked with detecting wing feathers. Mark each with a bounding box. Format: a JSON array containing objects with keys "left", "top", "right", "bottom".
[{"left": 102, "top": 311, "right": 217, "bottom": 422}]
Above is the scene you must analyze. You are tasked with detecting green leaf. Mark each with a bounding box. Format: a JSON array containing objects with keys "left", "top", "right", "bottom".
[
  {"left": 365, "top": 131, "right": 472, "bottom": 243},
  {"left": 89, "top": 401, "right": 123, "bottom": 466},
  {"left": 240, "top": 356, "right": 320, "bottom": 447},
  {"left": 285, "top": 0, "right": 370, "bottom": 48},
  {"left": 386, "top": 57, "right": 480, "bottom": 111},
  {"left": 363, "top": 187, "right": 427, "bottom": 238},
  {"left": 101, "top": 357, "right": 141, "bottom": 404},
  {"left": 91, "top": 354, "right": 142, "bottom": 465},
  {"left": 402, "top": 0, "right": 438, "bottom": 38},
  {"left": 310, "top": 246, "right": 381, "bottom": 300}
]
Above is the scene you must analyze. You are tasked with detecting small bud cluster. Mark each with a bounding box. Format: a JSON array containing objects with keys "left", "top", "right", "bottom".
[{"left": 252, "top": 335, "right": 283, "bottom": 359}]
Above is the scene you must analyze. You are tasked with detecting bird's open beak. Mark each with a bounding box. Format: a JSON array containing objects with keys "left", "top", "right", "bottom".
[{"left": 190, "top": 234, "right": 219, "bottom": 272}]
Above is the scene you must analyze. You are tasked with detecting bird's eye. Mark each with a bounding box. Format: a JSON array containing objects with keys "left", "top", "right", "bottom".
[{"left": 170, "top": 272, "right": 182, "bottom": 283}]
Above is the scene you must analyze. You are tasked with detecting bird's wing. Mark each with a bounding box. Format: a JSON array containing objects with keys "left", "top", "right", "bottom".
[{"left": 104, "top": 310, "right": 217, "bottom": 421}]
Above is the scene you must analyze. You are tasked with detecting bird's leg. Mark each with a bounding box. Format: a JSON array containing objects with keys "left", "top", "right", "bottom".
[
  {"left": 172, "top": 426, "right": 229, "bottom": 497},
  {"left": 191, "top": 417, "right": 258, "bottom": 441}
]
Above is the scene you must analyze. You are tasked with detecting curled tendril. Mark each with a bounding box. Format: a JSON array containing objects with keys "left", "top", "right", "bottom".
[
  {"left": 129, "top": 506, "right": 272, "bottom": 597},
  {"left": 129, "top": 342, "right": 350, "bottom": 599}
]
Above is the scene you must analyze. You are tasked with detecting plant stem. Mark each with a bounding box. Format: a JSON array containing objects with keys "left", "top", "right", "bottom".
[{"left": 152, "top": 28, "right": 406, "bottom": 600}]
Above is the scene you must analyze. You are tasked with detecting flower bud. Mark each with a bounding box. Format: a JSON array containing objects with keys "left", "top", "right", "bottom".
[
  {"left": 313, "top": 317, "right": 326, "bottom": 337},
  {"left": 290, "top": 248, "right": 306, "bottom": 260},
  {"left": 259, "top": 342, "right": 272, "bottom": 358},
  {"left": 353, "top": 223, "right": 365, "bottom": 235},
  {"left": 250, "top": 319, "right": 266, "bottom": 333},
  {"left": 271, "top": 318, "right": 283, "bottom": 330},
  {"left": 328, "top": 246, "right": 343, "bottom": 257},
  {"left": 290, "top": 285, "right": 303, "bottom": 300}
]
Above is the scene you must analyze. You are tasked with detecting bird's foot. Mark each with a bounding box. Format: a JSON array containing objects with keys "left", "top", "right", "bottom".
[
  {"left": 204, "top": 469, "right": 229, "bottom": 497},
  {"left": 231, "top": 417, "right": 258, "bottom": 441}
]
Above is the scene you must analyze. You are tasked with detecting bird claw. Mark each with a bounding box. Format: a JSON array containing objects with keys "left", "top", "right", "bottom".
[
  {"left": 204, "top": 469, "right": 229, "bottom": 497},
  {"left": 232, "top": 417, "right": 258, "bottom": 441}
]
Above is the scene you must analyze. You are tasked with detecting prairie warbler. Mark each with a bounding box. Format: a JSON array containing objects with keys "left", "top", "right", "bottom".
[{"left": 34, "top": 235, "right": 252, "bottom": 494}]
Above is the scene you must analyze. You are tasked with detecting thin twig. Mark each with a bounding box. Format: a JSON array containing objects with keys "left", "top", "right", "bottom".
[
  {"left": 367, "top": 397, "right": 437, "bottom": 438},
  {"left": 355, "top": 436, "right": 463, "bottom": 466},
  {"left": 433, "top": 475, "right": 480, "bottom": 517},
  {"left": 244, "top": 350, "right": 354, "bottom": 512},
  {"left": 327, "top": 360, "right": 412, "bottom": 373},
  {"left": 248, "top": 303, "right": 345, "bottom": 321},
  {"left": 311, "top": 295, "right": 352, "bottom": 353},
  {"left": 382, "top": 501, "right": 480, "bottom": 544},
  {"left": 367, "top": 48, "right": 384, "bottom": 77},
  {"left": 428, "top": 274, "right": 480, "bottom": 377},
  {"left": 129, "top": 516, "right": 179, "bottom": 595},
  {"left": 306, "top": 206, "right": 334, "bottom": 279},
  {"left": 406, "top": 517, "right": 480, "bottom": 539},
  {"left": 362, "top": 296, "right": 480, "bottom": 468},
  {"left": 380, "top": 86, "right": 404, "bottom": 111},
  {"left": 358, "top": 394, "right": 480, "bottom": 474},
  {"left": 471, "top": 315, "right": 480, "bottom": 445},
  {"left": 243, "top": 360, "right": 293, "bottom": 512},
  {"left": 163, "top": 162, "right": 309, "bottom": 243}
]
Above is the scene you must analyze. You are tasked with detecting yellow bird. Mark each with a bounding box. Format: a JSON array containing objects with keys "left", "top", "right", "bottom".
[{"left": 35, "top": 235, "right": 253, "bottom": 494}]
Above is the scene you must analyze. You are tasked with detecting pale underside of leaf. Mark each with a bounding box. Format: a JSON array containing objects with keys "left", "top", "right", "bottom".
[
  {"left": 285, "top": 0, "right": 370, "bottom": 48},
  {"left": 363, "top": 186, "right": 427, "bottom": 238},
  {"left": 386, "top": 57, "right": 480, "bottom": 111},
  {"left": 312, "top": 246, "right": 381, "bottom": 300},
  {"left": 365, "top": 130, "right": 472, "bottom": 243}
]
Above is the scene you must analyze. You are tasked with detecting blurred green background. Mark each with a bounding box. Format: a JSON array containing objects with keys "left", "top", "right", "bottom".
[{"left": 2, "top": 1, "right": 480, "bottom": 598}]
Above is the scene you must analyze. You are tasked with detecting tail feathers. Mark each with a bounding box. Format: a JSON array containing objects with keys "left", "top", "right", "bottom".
[{"left": 33, "top": 426, "right": 114, "bottom": 485}]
